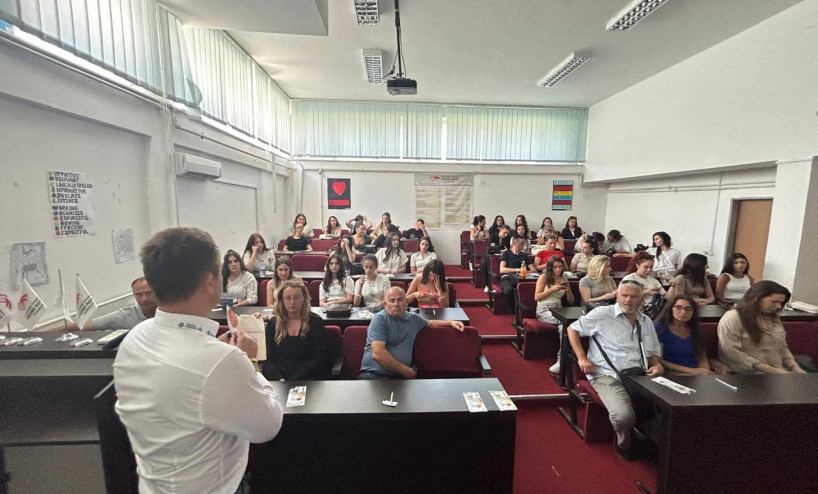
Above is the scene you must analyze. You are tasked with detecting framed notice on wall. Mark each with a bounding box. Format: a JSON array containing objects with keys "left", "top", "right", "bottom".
[
  {"left": 552, "top": 180, "right": 573, "bottom": 211},
  {"left": 327, "top": 178, "right": 351, "bottom": 209},
  {"left": 414, "top": 174, "right": 473, "bottom": 228}
]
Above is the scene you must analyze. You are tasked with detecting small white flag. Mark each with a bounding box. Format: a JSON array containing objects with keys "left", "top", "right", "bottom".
[
  {"left": 75, "top": 274, "right": 98, "bottom": 330},
  {"left": 15, "top": 279, "right": 48, "bottom": 328},
  {"left": 0, "top": 290, "right": 13, "bottom": 326},
  {"left": 57, "top": 269, "right": 71, "bottom": 322}
]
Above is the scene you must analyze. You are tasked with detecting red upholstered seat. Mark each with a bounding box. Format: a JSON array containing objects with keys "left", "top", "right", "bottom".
[
  {"left": 313, "top": 228, "right": 323, "bottom": 237},
  {"left": 402, "top": 239, "right": 419, "bottom": 253},
  {"left": 291, "top": 254, "right": 328, "bottom": 271},
  {"left": 488, "top": 256, "right": 511, "bottom": 314},
  {"left": 340, "top": 325, "right": 369, "bottom": 380},
  {"left": 277, "top": 239, "right": 286, "bottom": 250},
  {"left": 311, "top": 238, "right": 339, "bottom": 251},
  {"left": 256, "top": 279, "right": 269, "bottom": 306},
  {"left": 308, "top": 280, "right": 322, "bottom": 307},
  {"left": 609, "top": 256, "right": 630, "bottom": 271},
  {"left": 324, "top": 325, "right": 342, "bottom": 378},
  {"left": 563, "top": 239, "right": 576, "bottom": 252},
  {"left": 414, "top": 326, "right": 483, "bottom": 379},
  {"left": 390, "top": 280, "right": 406, "bottom": 291},
  {"left": 700, "top": 322, "right": 719, "bottom": 359},
  {"left": 516, "top": 281, "right": 559, "bottom": 359}
]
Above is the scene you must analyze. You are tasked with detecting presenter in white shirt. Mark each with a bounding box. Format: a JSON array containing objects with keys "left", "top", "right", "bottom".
[{"left": 114, "top": 227, "right": 283, "bottom": 494}]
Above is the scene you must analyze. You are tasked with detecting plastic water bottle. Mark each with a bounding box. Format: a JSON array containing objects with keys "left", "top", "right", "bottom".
[{"left": 258, "top": 260, "right": 266, "bottom": 277}]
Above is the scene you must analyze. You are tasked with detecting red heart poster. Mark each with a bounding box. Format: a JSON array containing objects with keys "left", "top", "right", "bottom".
[{"left": 328, "top": 178, "right": 351, "bottom": 209}]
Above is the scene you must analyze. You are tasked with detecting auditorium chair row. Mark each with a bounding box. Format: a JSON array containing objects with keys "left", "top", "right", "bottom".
[
  {"left": 275, "top": 236, "right": 421, "bottom": 253},
  {"left": 255, "top": 279, "right": 458, "bottom": 308}
]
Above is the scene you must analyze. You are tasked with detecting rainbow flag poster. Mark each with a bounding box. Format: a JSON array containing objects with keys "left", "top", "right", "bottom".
[{"left": 552, "top": 180, "right": 573, "bottom": 210}]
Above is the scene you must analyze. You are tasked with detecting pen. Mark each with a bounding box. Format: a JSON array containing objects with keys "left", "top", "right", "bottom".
[
  {"left": 389, "top": 392, "right": 394, "bottom": 403},
  {"left": 715, "top": 378, "right": 738, "bottom": 391}
]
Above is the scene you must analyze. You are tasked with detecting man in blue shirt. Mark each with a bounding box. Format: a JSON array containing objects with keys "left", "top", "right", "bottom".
[
  {"left": 567, "top": 281, "right": 663, "bottom": 461},
  {"left": 359, "top": 286, "right": 464, "bottom": 379}
]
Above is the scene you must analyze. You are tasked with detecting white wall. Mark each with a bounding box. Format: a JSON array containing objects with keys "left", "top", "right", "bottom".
[
  {"left": 0, "top": 41, "right": 283, "bottom": 329},
  {"left": 585, "top": 0, "right": 818, "bottom": 182},
  {"left": 296, "top": 161, "right": 608, "bottom": 262}
]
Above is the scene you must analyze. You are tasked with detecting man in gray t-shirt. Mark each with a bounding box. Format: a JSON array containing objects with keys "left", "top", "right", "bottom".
[
  {"left": 359, "top": 287, "right": 464, "bottom": 379},
  {"left": 54, "top": 277, "right": 158, "bottom": 331}
]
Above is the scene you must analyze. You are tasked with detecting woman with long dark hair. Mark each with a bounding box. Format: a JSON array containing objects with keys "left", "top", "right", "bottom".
[
  {"left": 406, "top": 260, "right": 449, "bottom": 309},
  {"left": 287, "top": 213, "right": 314, "bottom": 238},
  {"left": 319, "top": 254, "right": 354, "bottom": 306},
  {"left": 410, "top": 236, "right": 437, "bottom": 274},
  {"left": 470, "top": 215, "right": 488, "bottom": 241},
  {"left": 265, "top": 257, "right": 303, "bottom": 307},
  {"left": 654, "top": 294, "right": 714, "bottom": 375},
  {"left": 535, "top": 256, "right": 574, "bottom": 374},
  {"left": 221, "top": 250, "right": 257, "bottom": 307},
  {"left": 488, "top": 215, "right": 506, "bottom": 244},
  {"left": 622, "top": 251, "right": 665, "bottom": 303},
  {"left": 322, "top": 216, "right": 342, "bottom": 238},
  {"left": 376, "top": 232, "right": 408, "bottom": 274},
  {"left": 561, "top": 216, "right": 583, "bottom": 240},
  {"left": 716, "top": 253, "right": 754, "bottom": 304},
  {"left": 242, "top": 233, "right": 274, "bottom": 273},
  {"left": 666, "top": 253, "right": 715, "bottom": 305},
  {"left": 646, "top": 231, "right": 681, "bottom": 278},
  {"left": 353, "top": 254, "right": 391, "bottom": 308}
]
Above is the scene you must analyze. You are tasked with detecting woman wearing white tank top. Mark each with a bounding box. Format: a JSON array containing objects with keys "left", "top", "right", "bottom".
[{"left": 716, "top": 253, "right": 754, "bottom": 304}]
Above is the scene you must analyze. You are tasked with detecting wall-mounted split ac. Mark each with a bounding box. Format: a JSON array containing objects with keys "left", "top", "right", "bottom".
[{"left": 175, "top": 152, "right": 222, "bottom": 180}]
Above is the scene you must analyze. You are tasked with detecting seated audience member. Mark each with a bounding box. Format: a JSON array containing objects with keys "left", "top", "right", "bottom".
[
  {"left": 575, "top": 231, "right": 604, "bottom": 253},
  {"left": 330, "top": 236, "right": 357, "bottom": 271},
  {"left": 716, "top": 253, "right": 754, "bottom": 304},
  {"left": 410, "top": 236, "right": 438, "bottom": 274},
  {"left": 376, "top": 232, "right": 408, "bottom": 274},
  {"left": 242, "top": 233, "right": 275, "bottom": 273},
  {"left": 407, "top": 260, "right": 449, "bottom": 309},
  {"left": 603, "top": 229, "right": 633, "bottom": 255},
  {"left": 570, "top": 238, "right": 597, "bottom": 273},
  {"left": 535, "top": 256, "right": 574, "bottom": 374},
  {"left": 287, "top": 214, "right": 314, "bottom": 238},
  {"left": 514, "top": 214, "right": 529, "bottom": 234},
  {"left": 345, "top": 214, "right": 372, "bottom": 231},
  {"left": 322, "top": 216, "right": 342, "bottom": 238},
  {"left": 55, "top": 277, "right": 158, "bottom": 331},
  {"left": 622, "top": 252, "right": 666, "bottom": 303},
  {"left": 350, "top": 222, "right": 372, "bottom": 251},
  {"left": 646, "top": 231, "right": 681, "bottom": 278},
  {"left": 561, "top": 216, "right": 583, "bottom": 240},
  {"left": 371, "top": 212, "right": 394, "bottom": 238},
  {"left": 666, "top": 253, "right": 715, "bottom": 305},
  {"left": 482, "top": 225, "right": 512, "bottom": 292},
  {"left": 654, "top": 295, "right": 715, "bottom": 376},
  {"left": 354, "top": 254, "right": 391, "bottom": 308},
  {"left": 535, "top": 217, "right": 555, "bottom": 238},
  {"left": 358, "top": 287, "right": 464, "bottom": 379},
  {"left": 718, "top": 281, "right": 805, "bottom": 374},
  {"left": 114, "top": 228, "right": 281, "bottom": 493},
  {"left": 262, "top": 280, "right": 329, "bottom": 381},
  {"left": 284, "top": 224, "right": 313, "bottom": 252},
  {"left": 499, "top": 235, "right": 536, "bottom": 311},
  {"left": 488, "top": 215, "right": 506, "bottom": 245},
  {"left": 222, "top": 250, "right": 257, "bottom": 306},
  {"left": 319, "top": 254, "right": 354, "bottom": 306},
  {"left": 579, "top": 255, "right": 618, "bottom": 311},
  {"left": 470, "top": 215, "right": 488, "bottom": 241},
  {"left": 567, "top": 282, "right": 663, "bottom": 461},
  {"left": 534, "top": 235, "right": 565, "bottom": 272},
  {"left": 373, "top": 224, "right": 400, "bottom": 249},
  {"left": 516, "top": 224, "right": 532, "bottom": 252},
  {"left": 265, "top": 257, "right": 303, "bottom": 307},
  {"left": 403, "top": 218, "right": 429, "bottom": 239}
]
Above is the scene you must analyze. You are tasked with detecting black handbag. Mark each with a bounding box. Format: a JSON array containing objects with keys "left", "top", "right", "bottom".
[{"left": 642, "top": 293, "right": 666, "bottom": 319}]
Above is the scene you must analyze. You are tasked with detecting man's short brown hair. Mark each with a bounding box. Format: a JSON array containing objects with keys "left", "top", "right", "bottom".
[{"left": 140, "top": 227, "right": 220, "bottom": 305}]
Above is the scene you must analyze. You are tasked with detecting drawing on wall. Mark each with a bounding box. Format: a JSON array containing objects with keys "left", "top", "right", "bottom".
[
  {"left": 10, "top": 242, "right": 49, "bottom": 289},
  {"left": 112, "top": 227, "right": 135, "bottom": 263}
]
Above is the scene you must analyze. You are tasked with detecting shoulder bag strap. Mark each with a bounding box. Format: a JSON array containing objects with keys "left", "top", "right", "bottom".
[{"left": 592, "top": 336, "right": 621, "bottom": 374}]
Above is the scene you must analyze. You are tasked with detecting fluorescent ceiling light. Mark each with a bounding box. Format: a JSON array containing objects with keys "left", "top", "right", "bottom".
[
  {"left": 362, "top": 49, "right": 383, "bottom": 83},
  {"left": 355, "top": 0, "right": 379, "bottom": 26},
  {"left": 537, "top": 51, "right": 591, "bottom": 88},
  {"left": 606, "top": 0, "right": 670, "bottom": 31}
]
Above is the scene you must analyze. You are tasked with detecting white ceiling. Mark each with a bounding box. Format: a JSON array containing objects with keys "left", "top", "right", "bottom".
[{"left": 161, "top": 0, "right": 804, "bottom": 107}]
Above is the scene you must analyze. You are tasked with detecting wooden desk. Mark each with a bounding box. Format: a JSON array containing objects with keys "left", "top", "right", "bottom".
[
  {"left": 623, "top": 374, "right": 818, "bottom": 494},
  {"left": 250, "top": 378, "right": 516, "bottom": 493},
  {"left": 0, "top": 331, "right": 120, "bottom": 360}
]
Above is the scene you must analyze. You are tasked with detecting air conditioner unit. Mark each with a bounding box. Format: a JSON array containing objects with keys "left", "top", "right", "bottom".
[{"left": 175, "top": 153, "right": 222, "bottom": 180}]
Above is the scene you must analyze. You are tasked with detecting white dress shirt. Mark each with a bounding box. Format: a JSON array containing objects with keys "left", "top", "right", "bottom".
[{"left": 114, "top": 309, "right": 282, "bottom": 494}]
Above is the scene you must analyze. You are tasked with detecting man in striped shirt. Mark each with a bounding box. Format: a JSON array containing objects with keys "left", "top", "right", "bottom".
[{"left": 567, "top": 280, "right": 663, "bottom": 461}]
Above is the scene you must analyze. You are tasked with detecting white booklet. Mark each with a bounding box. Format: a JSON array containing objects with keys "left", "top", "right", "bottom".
[{"left": 226, "top": 307, "right": 267, "bottom": 361}]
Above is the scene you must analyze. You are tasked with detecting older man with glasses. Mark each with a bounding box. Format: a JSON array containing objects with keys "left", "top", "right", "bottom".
[{"left": 567, "top": 280, "right": 664, "bottom": 461}]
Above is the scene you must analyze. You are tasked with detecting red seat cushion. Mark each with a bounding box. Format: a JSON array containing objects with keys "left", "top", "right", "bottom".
[{"left": 521, "top": 319, "right": 558, "bottom": 334}]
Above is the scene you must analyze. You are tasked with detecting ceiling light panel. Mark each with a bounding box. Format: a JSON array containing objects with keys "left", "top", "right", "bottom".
[
  {"left": 537, "top": 51, "right": 591, "bottom": 88},
  {"left": 362, "top": 49, "right": 383, "bottom": 83},
  {"left": 355, "top": 0, "right": 379, "bottom": 26},
  {"left": 606, "top": 0, "right": 670, "bottom": 31}
]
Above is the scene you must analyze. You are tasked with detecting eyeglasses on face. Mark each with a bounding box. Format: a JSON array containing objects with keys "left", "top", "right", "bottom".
[
  {"left": 283, "top": 295, "right": 304, "bottom": 303},
  {"left": 672, "top": 305, "right": 694, "bottom": 313}
]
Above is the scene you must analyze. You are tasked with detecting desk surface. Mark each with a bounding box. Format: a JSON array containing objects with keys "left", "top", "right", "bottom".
[
  {"left": 208, "top": 306, "right": 469, "bottom": 326},
  {"left": 0, "top": 331, "right": 120, "bottom": 359}
]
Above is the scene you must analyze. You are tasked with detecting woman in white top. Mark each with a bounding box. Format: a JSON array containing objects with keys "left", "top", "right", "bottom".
[
  {"left": 322, "top": 216, "right": 342, "bottom": 238},
  {"left": 570, "top": 239, "right": 596, "bottom": 273},
  {"left": 265, "top": 257, "right": 303, "bottom": 307},
  {"left": 287, "top": 213, "right": 314, "bottom": 238},
  {"left": 371, "top": 212, "right": 394, "bottom": 238},
  {"left": 242, "top": 233, "right": 275, "bottom": 273},
  {"left": 622, "top": 252, "right": 666, "bottom": 303},
  {"left": 221, "top": 250, "right": 258, "bottom": 307},
  {"left": 376, "top": 233, "right": 408, "bottom": 274},
  {"left": 647, "top": 231, "right": 681, "bottom": 278},
  {"left": 410, "top": 236, "right": 438, "bottom": 274},
  {"left": 535, "top": 216, "right": 554, "bottom": 238},
  {"left": 516, "top": 224, "right": 532, "bottom": 253},
  {"left": 353, "top": 254, "right": 391, "bottom": 308},
  {"left": 535, "top": 256, "right": 574, "bottom": 374},
  {"left": 319, "top": 254, "right": 354, "bottom": 306},
  {"left": 470, "top": 215, "right": 488, "bottom": 241},
  {"left": 716, "top": 253, "right": 754, "bottom": 304}
]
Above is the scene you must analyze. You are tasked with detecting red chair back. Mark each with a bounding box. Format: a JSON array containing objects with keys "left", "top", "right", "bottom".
[
  {"left": 277, "top": 239, "right": 286, "bottom": 250},
  {"left": 609, "top": 256, "right": 630, "bottom": 272},
  {"left": 568, "top": 280, "right": 581, "bottom": 306},
  {"left": 414, "top": 326, "right": 482, "bottom": 378},
  {"left": 390, "top": 280, "right": 406, "bottom": 291},
  {"left": 473, "top": 240, "right": 488, "bottom": 257},
  {"left": 447, "top": 282, "right": 457, "bottom": 308},
  {"left": 308, "top": 280, "right": 322, "bottom": 307},
  {"left": 257, "top": 279, "right": 269, "bottom": 306},
  {"left": 700, "top": 322, "right": 719, "bottom": 359},
  {"left": 313, "top": 228, "right": 323, "bottom": 237},
  {"left": 341, "top": 325, "right": 369, "bottom": 380},
  {"left": 489, "top": 256, "right": 502, "bottom": 279},
  {"left": 311, "top": 238, "right": 339, "bottom": 251},
  {"left": 563, "top": 239, "right": 576, "bottom": 252},
  {"left": 291, "top": 254, "right": 328, "bottom": 271},
  {"left": 324, "top": 325, "right": 342, "bottom": 378},
  {"left": 516, "top": 282, "right": 537, "bottom": 319},
  {"left": 340, "top": 229, "right": 350, "bottom": 236},
  {"left": 402, "top": 239, "right": 419, "bottom": 253}
]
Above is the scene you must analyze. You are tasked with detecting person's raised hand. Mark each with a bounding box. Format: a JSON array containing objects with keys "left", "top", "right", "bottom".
[{"left": 234, "top": 331, "right": 258, "bottom": 359}]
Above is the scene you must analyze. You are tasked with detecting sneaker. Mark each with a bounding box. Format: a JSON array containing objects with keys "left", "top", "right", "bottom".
[
  {"left": 614, "top": 442, "right": 636, "bottom": 462},
  {"left": 484, "top": 286, "right": 490, "bottom": 293},
  {"left": 549, "top": 361, "right": 561, "bottom": 374}
]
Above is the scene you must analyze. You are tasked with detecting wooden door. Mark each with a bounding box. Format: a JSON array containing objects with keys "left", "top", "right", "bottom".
[{"left": 730, "top": 199, "right": 772, "bottom": 281}]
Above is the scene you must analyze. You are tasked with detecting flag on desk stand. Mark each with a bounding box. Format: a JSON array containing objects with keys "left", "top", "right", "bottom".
[
  {"left": 0, "top": 290, "right": 13, "bottom": 327},
  {"left": 14, "top": 278, "right": 48, "bottom": 329},
  {"left": 75, "top": 274, "right": 98, "bottom": 331},
  {"left": 55, "top": 269, "right": 79, "bottom": 341}
]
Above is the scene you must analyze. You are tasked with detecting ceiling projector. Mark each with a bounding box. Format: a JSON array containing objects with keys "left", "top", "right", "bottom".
[{"left": 387, "top": 77, "right": 417, "bottom": 95}]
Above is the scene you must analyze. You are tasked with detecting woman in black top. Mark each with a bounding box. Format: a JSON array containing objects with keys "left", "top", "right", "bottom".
[
  {"left": 561, "top": 216, "right": 583, "bottom": 240},
  {"left": 488, "top": 215, "right": 506, "bottom": 244},
  {"left": 284, "top": 224, "right": 312, "bottom": 251},
  {"left": 263, "top": 280, "right": 329, "bottom": 381}
]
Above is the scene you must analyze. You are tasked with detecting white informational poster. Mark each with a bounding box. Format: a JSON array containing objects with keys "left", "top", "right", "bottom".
[
  {"left": 414, "top": 174, "right": 473, "bottom": 228},
  {"left": 112, "top": 227, "right": 136, "bottom": 263},
  {"left": 48, "top": 170, "right": 96, "bottom": 237}
]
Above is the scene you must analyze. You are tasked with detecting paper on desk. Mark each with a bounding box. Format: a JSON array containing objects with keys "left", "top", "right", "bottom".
[
  {"left": 287, "top": 386, "right": 306, "bottom": 407},
  {"left": 651, "top": 377, "right": 696, "bottom": 395},
  {"left": 357, "top": 310, "right": 374, "bottom": 319},
  {"left": 463, "top": 391, "right": 488, "bottom": 412},
  {"left": 229, "top": 311, "right": 267, "bottom": 361},
  {"left": 489, "top": 390, "right": 517, "bottom": 411}
]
